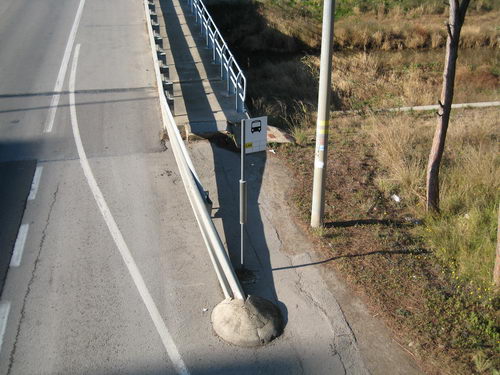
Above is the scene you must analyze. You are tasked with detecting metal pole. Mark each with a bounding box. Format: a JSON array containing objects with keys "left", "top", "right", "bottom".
[
  {"left": 239, "top": 120, "right": 247, "bottom": 268},
  {"left": 311, "top": 0, "right": 335, "bottom": 228}
]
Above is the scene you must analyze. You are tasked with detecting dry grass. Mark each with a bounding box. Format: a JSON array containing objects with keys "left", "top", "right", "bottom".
[
  {"left": 208, "top": 0, "right": 499, "bottom": 114},
  {"left": 333, "top": 11, "right": 500, "bottom": 51},
  {"left": 259, "top": 2, "right": 322, "bottom": 48},
  {"left": 277, "top": 109, "right": 500, "bottom": 374},
  {"left": 254, "top": 0, "right": 500, "bottom": 51},
  {"left": 248, "top": 57, "right": 318, "bottom": 101},
  {"left": 248, "top": 47, "right": 498, "bottom": 122},
  {"left": 367, "top": 108, "right": 500, "bottom": 287},
  {"left": 305, "top": 48, "right": 499, "bottom": 110},
  {"left": 276, "top": 108, "right": 500, "bottom": 374}
]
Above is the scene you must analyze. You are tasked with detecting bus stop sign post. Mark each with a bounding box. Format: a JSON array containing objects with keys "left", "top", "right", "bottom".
[
  {"left": 239, "top": 116, "right": 267, "bottom": 270},
  {"left": 239, "top": 119, "right": 247, "bottom": 269}
]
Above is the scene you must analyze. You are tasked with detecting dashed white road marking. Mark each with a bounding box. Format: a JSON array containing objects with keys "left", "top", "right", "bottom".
[
  {"left": 28, "top": 165, "right": 43, "bottom": 201},
  {"left": 0, "top": 301, "right": 11, "bottom": 353},
  {"left": 10, "top": 224, "right": 29, "bottom": 268},
  {"left": 43, "top": 0, "right": 86, "bottom": 133},
  {"left": 69, "top": 44, "right": 189, "bottom": 375}
]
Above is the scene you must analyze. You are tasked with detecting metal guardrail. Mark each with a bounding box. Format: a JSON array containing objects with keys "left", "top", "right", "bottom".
[
  {"left": 186, "top": 0, "right": 246, "bottom": 113},
  {"left": 143, "top": 0, "right": 245, "bottom": 300}
]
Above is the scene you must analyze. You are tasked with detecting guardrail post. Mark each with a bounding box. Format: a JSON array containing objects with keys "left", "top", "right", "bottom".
[
  {"left": 201, "top": 11, "right": 205, "bottom": 35},
  {"left": 215, "top": 43, "right": 221, "bottom": 65},
  {"left": 204, "top": 19, "right": 208, "bottom": 46},
  {"left": 221, "top": 56, "right": 227, "bottom": 80},
  {"left": 237, "top": 92, "right": 244, "bottom": 113},
  {"left": 226, "top": 58, "right": 232, "bottom": 94},
  {"left": 199, "top": 16, "right": 202, "bottom": 33}
]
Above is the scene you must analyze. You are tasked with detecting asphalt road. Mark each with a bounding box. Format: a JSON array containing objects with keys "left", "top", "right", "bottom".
[{"left": 0, "top": 0, "right": 387, "bottom": 374}]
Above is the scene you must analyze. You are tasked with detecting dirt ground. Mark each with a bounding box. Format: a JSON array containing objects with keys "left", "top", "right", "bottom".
[
  {"left": 255, "top": 146, "right": 426, "bottom": 374},
  {"left": 270, "top": 114, "right": 499, "bottom": 374}
]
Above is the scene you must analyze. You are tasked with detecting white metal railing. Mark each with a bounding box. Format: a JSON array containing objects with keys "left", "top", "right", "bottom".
[
  {"left": 187, "top": 0, "right": 246, "bottom": 113},
  {"left": 143, "top": 0, "right": 245, "bottom": 300}
]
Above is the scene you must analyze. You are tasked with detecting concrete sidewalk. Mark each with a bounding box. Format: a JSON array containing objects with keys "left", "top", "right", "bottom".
[
  {"left": 188, "top": 140, "right": 424, "bottom": 375},
  {"left": 156, "top": 0, "right": 247, "bottom": 137}
]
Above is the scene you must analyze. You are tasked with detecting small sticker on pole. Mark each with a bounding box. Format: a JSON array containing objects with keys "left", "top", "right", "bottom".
[{"left": 314, "top": 159, "right": 325, "bottom": 169}]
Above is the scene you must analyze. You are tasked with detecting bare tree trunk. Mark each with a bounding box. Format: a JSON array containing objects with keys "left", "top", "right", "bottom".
[
  {"left": 494, "top": 204, "right": 500, "bottom": 288},
  {"left": 426, "top": 0, "right": 470, "bottom": 212}
]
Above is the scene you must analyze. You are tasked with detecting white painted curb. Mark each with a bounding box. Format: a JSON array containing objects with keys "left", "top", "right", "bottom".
[
  {"left": 334, "top": 101, "right": 500, "bottom": 115},
  {"left": 386, "top": 101, "right": 500, "bottom": 112}
]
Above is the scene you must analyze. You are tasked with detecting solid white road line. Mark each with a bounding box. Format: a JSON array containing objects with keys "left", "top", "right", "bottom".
[
  {"left": 43, "top": 0, "right": 86, "bottom": 133},
  {"left": 0, "top": 301, "right": 11, "bottom": 354},
  {"left": 10, "top": 224, "right": 29, "bottom": 268},
  {"left": 69, "top": 44, "right": 189, "bottom": 375},
  {"left": 28, "top": 165, "right": 43, "bottom": 201}
]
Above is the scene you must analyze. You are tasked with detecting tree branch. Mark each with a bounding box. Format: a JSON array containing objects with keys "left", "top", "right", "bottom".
[{"left": 459, "top": 0, "right": 471, "bottom": 23}]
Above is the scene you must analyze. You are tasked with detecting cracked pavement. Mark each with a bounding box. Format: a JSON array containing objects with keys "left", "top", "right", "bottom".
[{"left": 6, "top": 184, "right": 59, "bottom": 375}]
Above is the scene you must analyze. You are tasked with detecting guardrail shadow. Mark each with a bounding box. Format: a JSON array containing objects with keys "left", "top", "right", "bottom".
[
  {"left": 159, "top": 0, "right": 243, "bottom": 134},
  {"left": 0, "top": 141, "right": 40, "bottom": 296},
  {"left": 71, "top": 354, "right": 299, "bottom": 374},
  {"left": 159, "top": 0, "right": 287, "bottom": 322}
]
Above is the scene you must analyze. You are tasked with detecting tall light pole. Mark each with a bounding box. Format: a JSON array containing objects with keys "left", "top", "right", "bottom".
[{"left": 311, "top": 0, "right": 336, "bottom": 227}]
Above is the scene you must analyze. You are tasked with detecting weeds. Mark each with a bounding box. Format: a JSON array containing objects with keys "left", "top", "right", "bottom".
[
  {"left": 263, "top": 0, "right": 499, "bottom": 20},
  {"left": 474, "top": 352, "right": 494, "bottom": 373},
  {"left": 368, "top": 109, "right": 500, "bottom": 288},
  {"left": 333, "top": 14, "right": 499, "bottom": 51},
  {"left": 278, "top": 111, "right": 499, "bottom": 374},
  {"left": 278, "top": 100, "right": 315, "bottom": 145},
  {"left": 326, "top": 48, "right": 500, "bottom": 110}
]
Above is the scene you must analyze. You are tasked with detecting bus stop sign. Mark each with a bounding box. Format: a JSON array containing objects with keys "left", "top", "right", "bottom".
[{"left": 242, "top": 116, "right": 267, "bottom": 154}]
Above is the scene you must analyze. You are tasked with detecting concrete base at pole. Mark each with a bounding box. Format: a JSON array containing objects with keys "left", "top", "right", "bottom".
[{"left": 211, "top": 295, "right": 283, "bottom": 347}]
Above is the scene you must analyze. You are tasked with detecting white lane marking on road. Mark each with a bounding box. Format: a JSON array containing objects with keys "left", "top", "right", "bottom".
[
  {"left": 28, "top": 165, "right": 43, "bottom": 200},
  {"left": 0, "top": 301, "right": 11, "bottom": 353},
  {"left": 10, "top": 224, "right": 29, "bottom": 268},
  {"left": 69, "top": 44, "right": 189, "bottom": 375},
  {"left": 43, "top": 0, "right": 86, "bottom": 133}
]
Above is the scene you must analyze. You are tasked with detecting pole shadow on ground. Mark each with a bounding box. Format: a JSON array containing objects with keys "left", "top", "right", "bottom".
[
  {"left": 158, "top": 0, "right": 288, "bottom": 326},
  {"left": 209, "top": 143, "right": 288, "bottom": 326}
]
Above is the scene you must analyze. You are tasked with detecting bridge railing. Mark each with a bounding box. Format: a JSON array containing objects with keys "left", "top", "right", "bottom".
[
  {"left": 187, "top": 0, "right": 246, "bottom": 113},
  {"left": 144, "top": 0, "right": 245, "bottom": 301}
]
